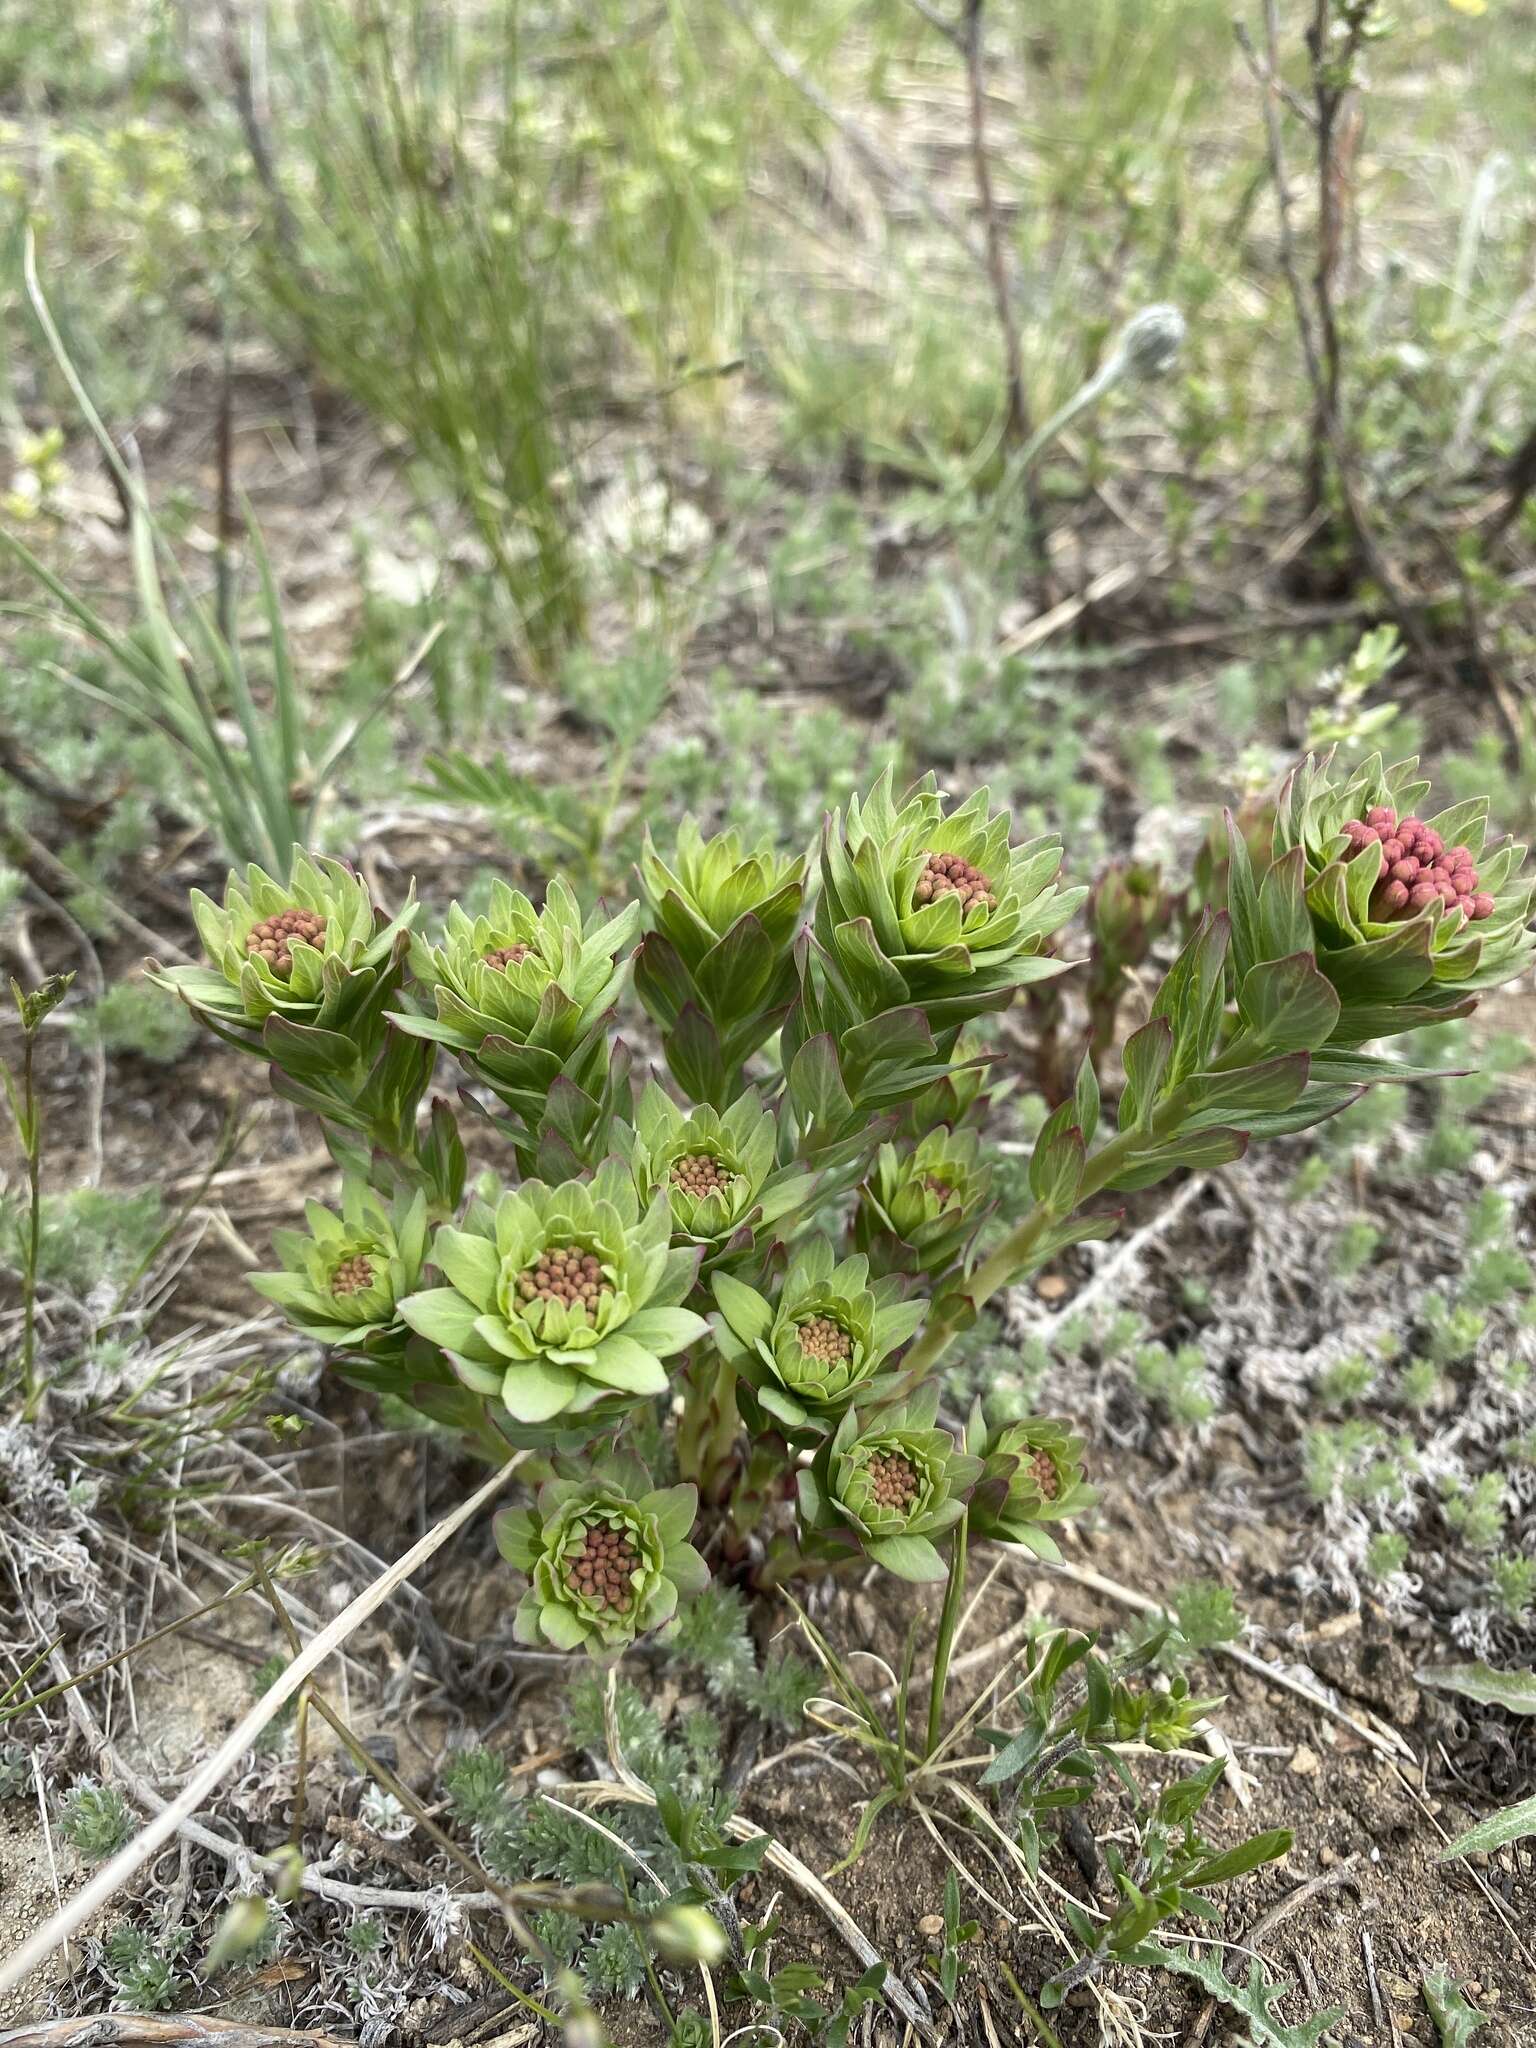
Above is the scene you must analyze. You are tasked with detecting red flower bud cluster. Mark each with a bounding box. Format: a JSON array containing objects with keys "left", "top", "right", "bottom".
[
  {"left": 247, "top": 906, "right": 327, "bottom": 976},
  {"left": 1341, "top": 807, "right": 1494, "bottom": 924},
  {"left": 866, "top": 1448, "right": 919, "bottom": 1510},
  {"left": 563, "top": 1519, "right": 639, "bottom": 1610},
  {"left": 797, "top": 1313, "right": 853, "bottom": 1364},
  {"left": 670, "top": 1151, "right": 731, "bottom": 1198},
  {"left": 914, "top": 852, "right": 997, "bottom": 914},
  {"left": 484, "top": 943, "right": 530, "bottom": 970},
  {"left": 517, "top": 1245, "right": 612, "bottom": 1309},
  {"left": 330, "top": 1251, "right": 376, "bottom": 1297},
  {"left": 1028, "top": 1446, "right": 1061, "bottom": 1501}
]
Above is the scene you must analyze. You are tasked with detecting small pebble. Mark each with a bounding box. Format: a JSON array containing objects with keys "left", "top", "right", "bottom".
[
  {"left": 917, "top": 1914, "right": 944, "bottom": 1939},
  {"left": 1289, "top": 1744, "right": 1320, "bottom": 1776}
]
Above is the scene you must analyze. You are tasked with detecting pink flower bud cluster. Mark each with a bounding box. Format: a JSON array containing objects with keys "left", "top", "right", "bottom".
[{"left": 1341, "top": 806, "right": 1495, "bottom": 924}]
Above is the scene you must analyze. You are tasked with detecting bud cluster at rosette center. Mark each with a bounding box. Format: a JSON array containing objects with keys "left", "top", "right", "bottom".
[
  {"left": 494, "top": 1459, "right": 708, "bottom": 1656},
  {"left": 1341, "top": 805, "right": 1494, "bottom": 923}
]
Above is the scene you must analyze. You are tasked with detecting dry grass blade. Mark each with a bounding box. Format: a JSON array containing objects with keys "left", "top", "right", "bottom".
[
  {"left": 0, "top": 1453, "right": 525, "bottom": 1998},
  {"left": 0, "top": 2025, "right": 362, "bottom": 2048}
]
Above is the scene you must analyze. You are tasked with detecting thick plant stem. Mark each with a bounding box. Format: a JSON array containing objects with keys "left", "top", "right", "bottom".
[
  {"left": 902, "top": 1085, "right": 1199, "bottom": 1383},
  {"left": 925, "top": 1518, "right": 968, "bottom": 1757},
  {"left": 677, "top": 1354, "right": 742, "bottom": 1509}
]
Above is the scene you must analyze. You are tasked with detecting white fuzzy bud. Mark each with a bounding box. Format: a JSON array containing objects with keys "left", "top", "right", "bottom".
[
  {"left": 649, "top": 1902, "right": 728, "bottom": 1965},
  {"left": 1116, "top": 303, "right": 1186, "bottom": 382}
]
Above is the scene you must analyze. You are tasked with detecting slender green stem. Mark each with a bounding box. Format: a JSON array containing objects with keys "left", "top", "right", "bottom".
[
  {"left": 467, "top": 1942, "right": 562, "bottom": 2029},
  {"left": 925, "top": 1518, "right": 968, "bottom": 1758},
  {"left": 19, "top": 1031, "right": 42, "bottom": 1421}
]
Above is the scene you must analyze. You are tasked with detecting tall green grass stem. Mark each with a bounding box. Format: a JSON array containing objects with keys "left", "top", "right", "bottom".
[{"left": 925, "top": 1518, "right": 968, "bottom": 1758}]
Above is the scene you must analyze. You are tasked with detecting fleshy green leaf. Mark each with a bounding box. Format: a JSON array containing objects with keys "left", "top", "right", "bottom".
[
  {"left": 647, "top": 1484, "right": 700, "bottom": 1547},
  {"left": 1415, "top": 1663, "right": 1536, "bottom": 1715},
  {"left": 1237, "top": 954, "right": 1341, "bottom": 1054},
  {"left": 1257, "top": 846, "right": 1312, "bottom": 963},
  {"left": 399, "top": 1287, "right": 484, "bottom": 1352},
  {"left": 1122, "top": 1943, "right": 1342, "bottom": 2048},
  {"left": 1439, "top": 1795, "right": 1536, "bottom": 1861},
  {"left": 666, "top": 1004, "right": 730, "bottom": 1109},
  {"left": 788, "top": 1031, "right": 855, "bottom": 1133},
  {"left": 1120, "top": 1016, "right": 1174, "bottom": 1131},
  {"left": 1224, "top": 810, "right": 1262, "bottom": 981},
  {"left": 865, "top": 1532, "right": 947, "bottom": 1581},
  {"left": 1073, "top": 1051, "right": 1100, "bottom": 1148},
  {"left": 622, "top": 1305, "right": 711, "bottom": 1356},
  {"left": 712, "top": 1272, "right": 773, "bottom": 1349},
  {"left": 1422, "top": 1972, "right": 1487, "bottom": 2046},
  {"left": 1182, "top": 1826, "right": 1292, "bottom": 1888},
  {"left": 581, "top": 1335, "right": 671, "bottom": 1395},
  {"left": 1107, "top": 1127, "right": 1248, "bottom": 1191},
  {"left": 500, "top": 1356, "right": 581, "bottom": 1423},
  {"left": 430, "top": 1227, "right": 501, "bottom": 1310},
  {"left": 1181, "top": 1052, "right": 1309, "bottom": 1131}
]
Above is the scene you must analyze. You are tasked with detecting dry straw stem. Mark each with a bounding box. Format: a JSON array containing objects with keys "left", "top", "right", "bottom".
[
  {"left": 0, "top": 2024, "right": 361, "bottom": 2048},
  {"left": 1245, "top": 3, "right": 1456, "bottom": 697},
  {"left": 0, "top": 1453, "right": 525, "bottom": 1999}
]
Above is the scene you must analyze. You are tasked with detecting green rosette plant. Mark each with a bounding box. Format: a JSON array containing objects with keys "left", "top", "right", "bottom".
[
  {"left": 148, "top": 847, "right": 415, "bottom": 1051},
  {"left": 399, "top": 1158, "right": 708, "bottom": 1443},
  {"left": 782, "top": 772, "right": 1082, "bottom": 1145},
  {"left": 899, "top": 759, "right": 1536, "bottom": 1388},
  {"left": 147, "top": 851, "right": 430, "bottom": 1162},
  {"left": 965, "top": 1408, "right": 1096, "bottom": 1560},
  {"left": 615, "top": 1080, "right": 815, "bottom": 1267},
  {"left": 853, "top": 1126, "right": 992, "bottom": 1280},
  {"left": 797, "top": 1384, "right": 983, "bottom": 1582},
  {"left": 816, "top": 769, "right": 1082, "bottom": 1024},
  {"left": 711, "top": 1241, "right": 927, "bottom": 1441},
  {"left": 493, "top": 1456, "right": 707, "bottom": 1658},
  {"left": 393, "top": 876, "right": 640, "bottom": 1173},
  {"left": 1271, "top": 752, "right": 1536, "bottom": 1045},
  {"left": 250, "top": 1180, "right": 429, "bottom": 1388},
  {"left": 635, "top": 820, "right": 807, "bottom": 1107}
]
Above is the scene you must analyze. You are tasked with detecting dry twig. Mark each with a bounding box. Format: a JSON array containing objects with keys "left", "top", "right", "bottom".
[
  {"left": 1244, "top": 2, "right": 1457, "bottom": 693},
  {"left": 0, "top": 1456, "right": 525, "bottom": 1998},
  {"left": 0, "top": 2025, "right": 360, "bottom": 2048}
]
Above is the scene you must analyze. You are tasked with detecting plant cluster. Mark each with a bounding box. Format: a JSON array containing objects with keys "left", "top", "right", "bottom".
[{"left": 142, "top": 754, "right": 1533, "bottom": 1679}]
